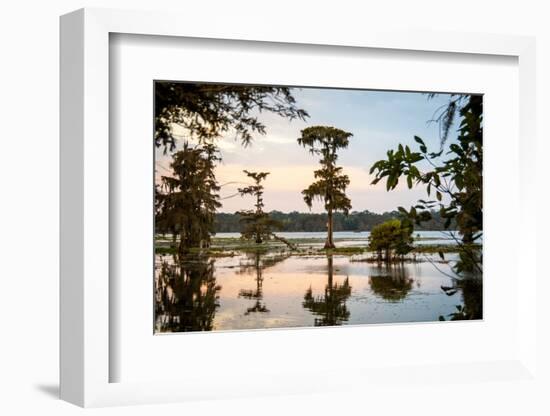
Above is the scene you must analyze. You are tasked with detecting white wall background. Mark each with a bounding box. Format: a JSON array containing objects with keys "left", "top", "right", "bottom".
[{"left": 0, "top": 1, "right": 548, "bottom": 414}]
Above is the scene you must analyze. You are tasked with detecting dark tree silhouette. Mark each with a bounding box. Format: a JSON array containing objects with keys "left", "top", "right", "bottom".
[
  {"left": 155, "top": 255, "right": 221, "bottom": 332},
  {"left": 303, "top": 255, "right": 352, "bottom": 326},
  {"left": 369, "top": 265, "right": 414, "bottom": 302},
  {"left": 156, "top": 142, "right": 221, "bottom": 255},
  {"left": 298, "top": 126, "right": 353, "bottom": 249},
  {"left": 155, "top": 82, "right": 309, "bottom": 150},
  {"left": 236, "top": 170, "right": 283, "bottom": 244},
  {"left": 237, "top": 252, "right": 290, "bottom": 316}
]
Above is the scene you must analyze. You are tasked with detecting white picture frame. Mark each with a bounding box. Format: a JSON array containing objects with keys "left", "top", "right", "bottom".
[{"left": 60, "top": 7, "right": 538, "bottom": 407}]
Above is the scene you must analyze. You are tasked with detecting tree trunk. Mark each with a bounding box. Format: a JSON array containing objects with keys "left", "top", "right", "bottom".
[
  {"left": 178, "top": 229, "right": 187, "bottom": 256},
  {"left": 324, "top": 209, "right": 336, "bottom": 249}
]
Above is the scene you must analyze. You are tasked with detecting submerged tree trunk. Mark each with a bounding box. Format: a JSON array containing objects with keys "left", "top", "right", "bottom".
[
  {"left": 324, "top": 209, "right": 336, "bottom": 249},
  {"left": 271, "top": 233, "right": 298, "bottom": 251}
]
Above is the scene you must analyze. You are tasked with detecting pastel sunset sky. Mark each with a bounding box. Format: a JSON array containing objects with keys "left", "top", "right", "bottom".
[{"left": 155, "top": 86, "right": 460, "bottom": 214}]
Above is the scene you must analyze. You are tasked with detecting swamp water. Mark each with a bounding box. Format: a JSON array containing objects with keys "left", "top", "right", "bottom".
[{"left": 154, "top": 248, "right": 481, "bottom": 333}]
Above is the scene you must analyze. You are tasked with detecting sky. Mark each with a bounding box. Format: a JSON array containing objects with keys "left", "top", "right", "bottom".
[{"left": 155, "top": 87, "right": 461, "bottom": 214}]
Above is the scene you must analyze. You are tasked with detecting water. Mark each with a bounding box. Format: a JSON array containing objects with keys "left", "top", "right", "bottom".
[
  {"left": 154, "top": 249, "right": 482, "bottom": 333},
  {"left": 212, "top": 230, "right": 463, "bottom": 247}
]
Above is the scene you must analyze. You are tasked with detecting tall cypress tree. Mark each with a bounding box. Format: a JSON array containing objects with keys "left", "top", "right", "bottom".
[{"left": 298, "top": 126, "right": 353, "bottom": 249}]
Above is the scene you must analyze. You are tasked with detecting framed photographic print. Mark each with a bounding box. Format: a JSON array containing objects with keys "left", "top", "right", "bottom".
[
  {"left": 60, "top": 8, "right": 538, "bottom": 408},
  {"left": 153, "top": 81, "right": 483, "bottom": 333}
]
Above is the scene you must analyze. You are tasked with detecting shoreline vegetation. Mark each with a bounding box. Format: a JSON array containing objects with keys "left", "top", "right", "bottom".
[
  {"left": 212, "top": 210, "right": 456, "bottom": 233},
  {"left": 155, "top": 232, "right": 479, "bottom": 262}
]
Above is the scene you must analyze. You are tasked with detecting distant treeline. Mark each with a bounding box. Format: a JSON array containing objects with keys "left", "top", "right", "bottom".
[{"left": 214, "top": 210, "right": 455, "bottom": 233}]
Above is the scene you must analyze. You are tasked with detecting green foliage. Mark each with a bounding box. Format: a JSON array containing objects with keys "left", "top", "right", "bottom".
[
  {"left": 155, "top": 82, "right": 309, "bottom": 150},
  {"left": 298, "top": 126, "right": 353, "bottom": 249},
  {"left": 236, "top": 170, "right": 283, "bottom": 244},
  {"left": 368, "top": 219, "right": 414, "bottom": 262},
  {"left": 369, "top": 95, "right": 483, "bottom": 274},
  {"left": 155, "top": 142, "right": 221, "bottom": 255}
]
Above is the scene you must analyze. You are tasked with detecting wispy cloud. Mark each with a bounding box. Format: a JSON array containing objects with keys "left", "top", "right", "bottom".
[{"left": 156, "top": 87, "right": 457, "bottom": 213}]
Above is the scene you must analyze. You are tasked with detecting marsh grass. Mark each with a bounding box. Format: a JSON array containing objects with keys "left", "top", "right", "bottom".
[{"left": 155, "top": 237, "right": 469, "bottom": 260}]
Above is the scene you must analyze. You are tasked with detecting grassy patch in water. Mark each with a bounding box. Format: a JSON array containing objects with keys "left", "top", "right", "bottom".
[
  {"left": 156, "top": 240, "right": 475, "bottom": 259},
  {"left": 155, "top": 245, "right": 237, "bottom": 257},
  {"left": 411, "top": 244, "right": 480, "bottom": 254},
  {"left": 155, "top": 246, "right": 176, "bottom": 255},
  {"left": 324, "top": 246, "right": 365, "bottom": 255}
]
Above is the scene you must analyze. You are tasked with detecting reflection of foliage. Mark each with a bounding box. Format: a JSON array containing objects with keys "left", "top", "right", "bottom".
[
  {"left": 303, "top": 256, "right": 352, "bottom": 326},
  {"left": 298, "top": 126, "right": 353, "bottom": 249},
  {"left": 237, "top": 170, "right": 283, "bottom": 244},
  {"left": 440, "top": 277, "right": 482, "bottom": 321},
  {"left": 156, "top": 143, "right": 221, "bottom": 255},
  {"left": 155, "top": 255, "right": 221, "bottom": 332},
  {"left": 369, "top": 266, "right": 413, "bottom": 302},
  {"left": 155, "top": 82, "right": 309, "bottom": 150},
  {"left": 238, "top": 252, "right": 289, "bottom": 316},
  {"left": 368, "top": 219, "right": 413, "bottom": 262}
]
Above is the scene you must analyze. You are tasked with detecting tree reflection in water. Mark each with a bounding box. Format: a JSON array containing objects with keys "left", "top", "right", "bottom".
[
  {"left": 440, "top": 277, "right": 482, "bottom": 320},
  {"left": 238, "top": 251, "right": 290, "bottom": 315},
  {"left": 155, "top": 254, "right": 221, "bottom": 332},
  {"left": 369, "top": 264, "right": 414, "bottom": 302},
  {"left": 303, "top": 255, "right": 352, "bottom": 326}
]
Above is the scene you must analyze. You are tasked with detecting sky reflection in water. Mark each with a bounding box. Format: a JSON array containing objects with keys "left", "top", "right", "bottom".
[{"left": 155, "top": 251, "right": 480, "bottom": 333}]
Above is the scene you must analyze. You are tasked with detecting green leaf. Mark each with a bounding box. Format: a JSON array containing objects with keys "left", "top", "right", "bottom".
[{"left": 436, "top": 191, "right": 442, "bottom": 201}]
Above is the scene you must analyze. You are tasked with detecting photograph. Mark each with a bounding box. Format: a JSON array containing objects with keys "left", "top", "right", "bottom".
[{"left": 153, "top": 81, "right": 483, "bottom": 333}]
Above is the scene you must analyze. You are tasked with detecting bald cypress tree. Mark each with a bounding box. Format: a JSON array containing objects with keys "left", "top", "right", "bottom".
[
  {"left": 236, "top": 170, "right": 282, "bottom": 244},
  {"left": 155, "top": 82, "right": 309, "bottom": 150},
  {"left": 298, "top": 126, "right": 353, "bottom": 249},
  {"left": 157, "top": 142, "right": 221, "bottom": 255}
]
